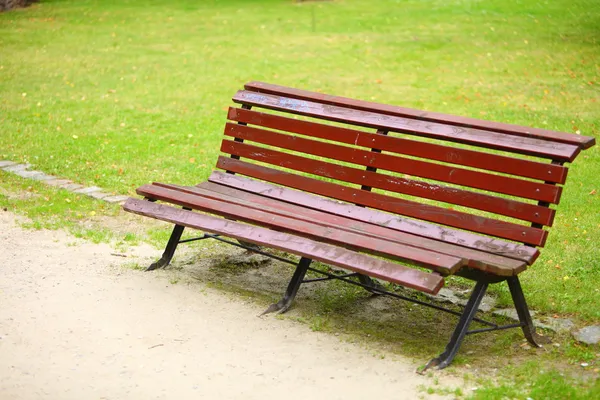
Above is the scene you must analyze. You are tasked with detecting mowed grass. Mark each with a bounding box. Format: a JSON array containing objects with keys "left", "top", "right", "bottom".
[
  {"left": 1, "top": 0, "right": 599, "bottom": 381},
  {"left": 1, "top": 0, "right": 598, "bottom": 191},
  {"left": 2, "top": 0, "right": 598, "bottom": 317}
]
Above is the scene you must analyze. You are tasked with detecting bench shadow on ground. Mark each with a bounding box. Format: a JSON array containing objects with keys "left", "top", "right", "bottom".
[{"left": 159, "top": 239, "right": 540, "bottom": 371}]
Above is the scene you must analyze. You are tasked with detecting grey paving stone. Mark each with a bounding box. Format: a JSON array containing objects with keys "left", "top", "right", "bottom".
[
  {"left": 14, "top": 170, "right": 45, "bottom": 179},
  {"left": 73, "top": 186, "right": 102, "bottom": 194},
  {"left": 88, "top": 191, "right": 110, "bottom": 200},
  {"left": 427, "top": 288, "right": 496, "bottom": 312},
  {"left": 43, "top": 179, "right": 73, "bottom": 187},
  {"left": 2, "top": 160, "right": 133, "bottom": 206},
  {"left": 31, "top": 173, "right": 57, "bottom": 181},
  {"left": 0, "top": 161, "right": 17, "bottom": 168},
  {"left": 493, "top": 309, "right": 576, "bottom": 333},
  {"left": 572, "top": 326, "right": 600, "bottom": 345},
  {"left": 3, "top": 163, "right": 31, "bottom": 172},
  {"left": 536, "top": 318, "right": 575, "bottom": 333},
  {"left": 59, "top": 183, "right": 84, "bottom": 191},
  {"left": 103, "top": 195, "right": 129, "bottom": 203},
  {"left": 493, "top": 308, "right": 538, "bottom": 320}
]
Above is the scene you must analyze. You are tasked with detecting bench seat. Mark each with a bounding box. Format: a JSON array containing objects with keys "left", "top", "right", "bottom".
[
  {"left": 134, "top": 177, "right": 531, "bottom": 278},
  {"left": 124, "top": 198, "right": 447, "bottom": 295}
]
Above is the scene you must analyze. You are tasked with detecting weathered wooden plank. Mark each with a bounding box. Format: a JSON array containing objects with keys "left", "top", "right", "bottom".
[
  {"left": 136, "top": 184, "right": 465, "bottom": 274},
  {"left": 156, "top": 181, "right": 527, "bottom": 276},
  {"left": 233, "top": 90, "right": 580, "bottom": 162},
  {"left": 224, "top": 122, "right": 562, "bottom": 210},
  {"left": 220, "top": 139, "right": 555, "bottom": 233},
  {"left": 243, "top": 81, "right": 596, "bottom": 150},
  {"left": 228, "top": 107, "right": 569, "bottom": 185},
  {"left": 214, "top": 157, "right": 548, "bottom": 247},
  {"left": 123, "top": 198, "right": 446, "bottom": 294},
  {"left": 207, "top": 171, "right": 539, "bottom": 263}
]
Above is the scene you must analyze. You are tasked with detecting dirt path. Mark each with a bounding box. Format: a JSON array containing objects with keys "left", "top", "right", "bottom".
[{"left": 0, "top": 210, "right": 460, "bottom": 399}]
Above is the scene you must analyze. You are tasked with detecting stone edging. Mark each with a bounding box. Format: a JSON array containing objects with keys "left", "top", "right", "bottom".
[{"left": 0, "top": 160, "right": 128, "bottom": 204}]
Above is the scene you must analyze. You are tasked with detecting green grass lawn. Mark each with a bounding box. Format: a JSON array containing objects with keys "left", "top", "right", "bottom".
[{"left": 1, "top": 0, "right": 599, "bottom": 396}]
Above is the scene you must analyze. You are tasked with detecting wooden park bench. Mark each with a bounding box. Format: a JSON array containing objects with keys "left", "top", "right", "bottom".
[{"left": 123, "top": 82, "right": 595, "bottom": 370}]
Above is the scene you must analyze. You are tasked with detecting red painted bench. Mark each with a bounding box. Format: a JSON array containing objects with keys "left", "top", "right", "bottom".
[{"left": 123, "top": 82, "right": 595, "bottom": 370}]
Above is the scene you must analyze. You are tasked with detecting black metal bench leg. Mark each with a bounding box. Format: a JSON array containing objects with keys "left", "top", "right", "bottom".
[
  {"left": 357, "top": 274, "right": 384, "bottom": 295},
  {"left": 146, "top": 224, "right": 185, "bottom": 271},
  {"left": 261, "top": 257, "right": 312, "bottom": 315},
  {"left": 422, "top": 280, "right": 489, "bottom": 372},
  {"left": 507, "top": 276, "right": 542, "bottom": 347}
]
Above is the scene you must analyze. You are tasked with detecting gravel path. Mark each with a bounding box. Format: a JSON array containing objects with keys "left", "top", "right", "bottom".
[{"left": 0, "top": 210, "right": 459, "bottom": 399}]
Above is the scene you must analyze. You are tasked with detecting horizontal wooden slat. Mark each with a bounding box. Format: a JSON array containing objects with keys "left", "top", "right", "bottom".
[
  {"left": 123, "top": 198, "right": 445, "bottom": 294},
  {"left": 224, "top": 123, "right": 562, "bottom": 213},
  {"left": 233, "top": 90, "right": 581, "bottom": 162},
  {"left": 215, "top": 157, "right": 548, "bottom": 247},
  {"left": 169, "top": 182, "right": 526, "bottom": 276},
  {"left": 220, "top": 139, "right": 554, "bottom": 229},
  {"left": 135, "top": 184, "right": 465, "bottom": 274},
  {"left": 244, "top": 81, "right": 596, "bottom": 150},
  {"left": 228, "top": 107, "right": 569, "bottom": 185},
  {"left": 221, "top": 140, "right": 556, "bottom": 224},
  {"left": 207, "top": 171, "right": 539, "bottom": 264}
]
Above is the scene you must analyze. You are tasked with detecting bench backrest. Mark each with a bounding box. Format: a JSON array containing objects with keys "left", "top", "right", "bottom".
[{"left": 216, "top": 82, "right": 595, "bottom": 248}]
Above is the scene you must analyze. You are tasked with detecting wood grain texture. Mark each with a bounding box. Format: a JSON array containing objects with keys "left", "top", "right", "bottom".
[
  {"left": 233, "top": 90, "right": 580, "bottom": 161},
  {"left": 123, "top": 198, "right": 445, "bottom": 294},
  {"left": 176, "top": 181, "right": 527, "bottom": 276},
  {"left": 207, "top": 170, "right": 539, "bottom": 264},
  {"left": 228, "top": 107, "right": 569, "bottom": 185},
  {"left": 224, "top": 122, "right": 562, "bottom": 209},
  {"left": 136, "top": 184, "right": 465, "bottom": 273},
  {"left": 243, "top": 81, "right": 595, "bottom": 150},
  {"left": 214, "top": 158, "right": 548, "bottom": 247},
  {"left": 219, "top": 140, "right": 554, "bottom": 230}
]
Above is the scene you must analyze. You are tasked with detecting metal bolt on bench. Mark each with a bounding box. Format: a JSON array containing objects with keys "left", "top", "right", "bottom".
[{"left": 124, "top": 82, "right": 595, "bottom": 371}]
